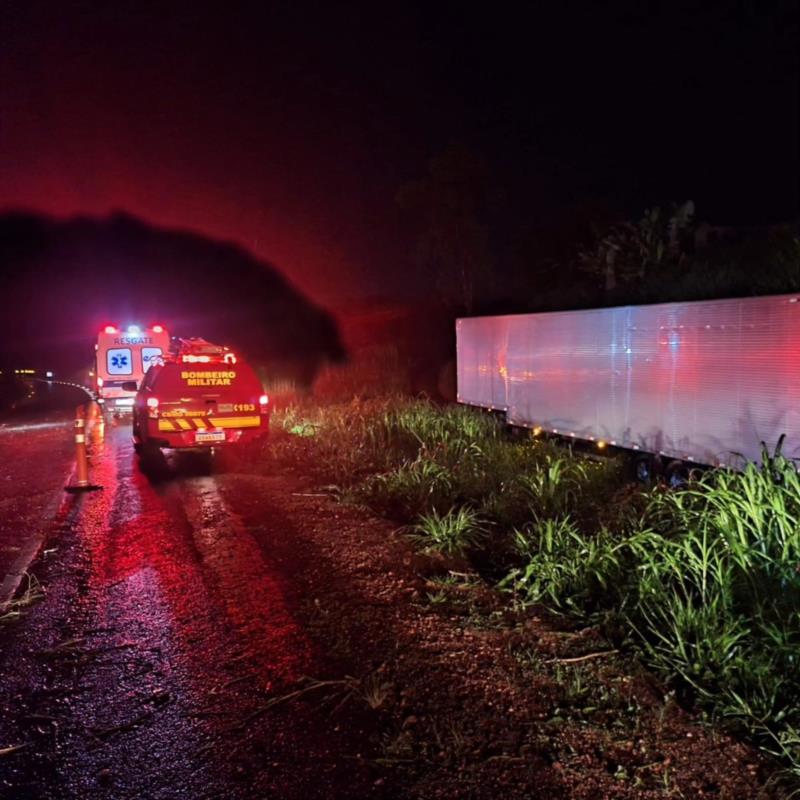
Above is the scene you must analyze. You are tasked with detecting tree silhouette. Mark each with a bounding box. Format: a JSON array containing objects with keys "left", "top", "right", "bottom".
[{"left": 397, "top": 145, "right": 494, "bottom": 313}]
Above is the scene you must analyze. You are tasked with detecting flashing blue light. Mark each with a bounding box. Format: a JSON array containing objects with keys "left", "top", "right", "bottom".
[{"left": 127, "top": 325, "right": 141, "bottom": 335}]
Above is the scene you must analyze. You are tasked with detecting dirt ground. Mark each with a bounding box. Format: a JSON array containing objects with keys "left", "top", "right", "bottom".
[
  {"left": 228, "top": 460, "right": 776, "bottom": 800},
  {"left": 0, "top": 422, "right": 783, "bottom": 799}
]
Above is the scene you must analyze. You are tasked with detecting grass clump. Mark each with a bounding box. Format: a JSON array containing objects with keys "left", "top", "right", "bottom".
[
  {"left": 502, "top": 517, "right": 632, "bottom": 615},
  {"left": 407, "top": 507, "right": 486, "bottom": 557},
  {"left": 0, "top": 573, "right": 45, "bottom": 625},
  {"left": 358, "top": 456, "right": 457, "bottom": 518}
]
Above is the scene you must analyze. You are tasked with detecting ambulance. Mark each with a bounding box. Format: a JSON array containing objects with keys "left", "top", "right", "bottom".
[
  {"left": 95, "top": 324, "right": 170, "bottom": 412},
  {"left": 129, "top": 338, "right": 269, "bottom": 455}
]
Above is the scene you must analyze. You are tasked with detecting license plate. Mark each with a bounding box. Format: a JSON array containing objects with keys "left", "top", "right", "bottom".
[{"left": 195, "top": 430, "right": 226, "bottom": 443}]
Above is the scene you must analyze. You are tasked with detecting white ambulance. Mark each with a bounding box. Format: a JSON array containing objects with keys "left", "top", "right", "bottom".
[{"left": 95, "top": 324, "right": 170, "bottom": 413}]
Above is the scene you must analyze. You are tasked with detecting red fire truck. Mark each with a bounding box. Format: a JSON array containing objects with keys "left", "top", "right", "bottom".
[
  {"left": 95, "top": 324, "right": 170, "bottom": 412},
  {"left": 130, "top": 338, "right": 269, "bottom": 455}
]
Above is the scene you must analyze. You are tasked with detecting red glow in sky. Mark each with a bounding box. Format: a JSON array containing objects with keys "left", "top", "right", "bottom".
[{"left": 0, "top": 3, "right": 419, "bottom": 305}]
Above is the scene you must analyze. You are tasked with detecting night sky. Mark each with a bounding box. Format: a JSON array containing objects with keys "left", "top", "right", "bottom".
[{"left": 2, "top": 1, "right": 797, "bottom": 306}]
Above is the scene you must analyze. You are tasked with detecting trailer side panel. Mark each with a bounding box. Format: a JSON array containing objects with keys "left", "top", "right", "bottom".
[{"left": 456, "top": 294, "right": 800, "bottom": 466}]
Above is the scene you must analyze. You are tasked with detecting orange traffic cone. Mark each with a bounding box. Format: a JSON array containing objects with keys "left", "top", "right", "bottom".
[{"left": 65, "top": 405, "right": 102, "bottom": 493}]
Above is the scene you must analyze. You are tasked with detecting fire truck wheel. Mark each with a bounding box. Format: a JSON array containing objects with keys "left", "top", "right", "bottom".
[{"left": 138, "top": 441, "right": 164, "bottom": 469}]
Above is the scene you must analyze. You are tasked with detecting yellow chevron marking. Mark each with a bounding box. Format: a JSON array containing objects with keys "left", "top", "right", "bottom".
[
  {"left": 176, "top": 418, "right": 192, "bottom": 430},
  {"left": 158, "top": 419, "right": 176, "bottom": 431},
  {"left": 208, "top": 416, "right": 261, "bottom": 429},
  {"left": 192, "top": 418, "right": 207, "bottom": 429}
]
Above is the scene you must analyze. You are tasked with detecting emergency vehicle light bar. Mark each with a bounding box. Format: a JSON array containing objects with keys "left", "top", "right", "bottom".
[{"left": 172, "top": 338, "right": 237, "bottom": 365}]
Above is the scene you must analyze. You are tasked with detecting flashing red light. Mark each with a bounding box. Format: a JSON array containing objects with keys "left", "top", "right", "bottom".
[
  {"left": 259, "top": 394, "right": 269, "bottom": 407},
  {"left": 181, "top": 354, "right": 211, "bottom": 363},
  {"left": 152, "top": 325, "right": 164, "bottom": 334},
  {"left": 146, "top": 397, "right": 159, "bottom": 408},
  {"left": 104, "top": 325, "right": 117, "bottom": 334}
]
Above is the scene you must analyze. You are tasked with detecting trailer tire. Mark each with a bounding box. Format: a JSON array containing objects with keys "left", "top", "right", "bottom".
[
  {"left": 633, "top": 455, "right": 654, "bottom": 485},
  {"left": 665, "top": 460, "right": 690, "bottom": 489}
]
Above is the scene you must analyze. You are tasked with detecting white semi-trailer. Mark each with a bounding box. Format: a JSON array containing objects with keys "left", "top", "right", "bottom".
[{"left": 456, "top": 293, "right": 800, "bottom": 477}]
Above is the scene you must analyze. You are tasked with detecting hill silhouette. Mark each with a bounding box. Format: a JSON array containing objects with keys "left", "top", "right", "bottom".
[{"left": 0, "top": 212, "right": 345, "bottom": 382}]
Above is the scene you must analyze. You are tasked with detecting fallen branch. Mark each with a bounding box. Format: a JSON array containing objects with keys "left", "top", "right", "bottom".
[
  {"left": 37, "top": 637, "right": 86, "bottom": 657},
  {"left": 211, "top": 672, "right": 258, "bottom": 693},
  {"left": 546, "top": 649, "right": 618, "bottom": 665},
  {"left": 91, "top": 709, "right": 154, "bottom": 740},
  {"left": 485, "top": 755, "right": 525, "bottom": 763},
  {"left": 234, "top": 676, "right": 356, "bottom": 731},
  {"left": 0, "top": 743, "right": 29, "bottom": 757}
]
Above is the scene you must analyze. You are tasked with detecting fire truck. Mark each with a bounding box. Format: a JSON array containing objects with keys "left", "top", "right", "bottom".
[
  {"left": 95, "top": 324, "right": 170, "bottom": 412},
  {"left": 129, "top": 338, "right": 269, "bottom": 455}
]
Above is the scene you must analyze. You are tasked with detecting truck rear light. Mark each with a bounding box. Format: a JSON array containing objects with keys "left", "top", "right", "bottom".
[
  {"left": 259, "top": 394, "right": 269, "bottom": 408},
  {"left": 97, "top": 376, "right": 104, "bottom": 387},
  {"left": 146, "top": 396, "right": 159, "bottom": 418},
  {"left": 181, "top": 355, "right": 210, "bottom": 363}
]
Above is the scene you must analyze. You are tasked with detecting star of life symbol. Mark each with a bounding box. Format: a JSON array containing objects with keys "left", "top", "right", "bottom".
[{"left": 107, "top": 347, "right": 133, "bottom": 375}]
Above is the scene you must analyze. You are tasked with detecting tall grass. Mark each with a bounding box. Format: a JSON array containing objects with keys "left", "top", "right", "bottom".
[
  {"left": 627, "top": 452, "right": 800, "bottom": 773},
  {"left": 272, "top": 397, "right": 800, "bottom": 778}
]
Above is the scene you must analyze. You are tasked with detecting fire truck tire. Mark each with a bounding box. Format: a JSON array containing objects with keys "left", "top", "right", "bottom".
[{"left": 138, "top": 441, "right": 163, "bottom": 469}]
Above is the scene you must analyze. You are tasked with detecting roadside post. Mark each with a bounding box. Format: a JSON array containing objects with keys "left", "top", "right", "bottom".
[{"left": 65, "top": 405, "right": 102, "bottom": 493}]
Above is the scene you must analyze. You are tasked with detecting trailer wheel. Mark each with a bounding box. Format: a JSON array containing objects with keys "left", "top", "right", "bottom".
[
  {"left": 665, "top": 460, "right": 690, "bottom": 489},
  {"left": 633, "top": 455, "right": 654, "bottom": 484}
]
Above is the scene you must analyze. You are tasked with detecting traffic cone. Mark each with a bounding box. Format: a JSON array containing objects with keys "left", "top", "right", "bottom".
[{"left": 65, "top": 405, "right": 102, "bottom": 493}]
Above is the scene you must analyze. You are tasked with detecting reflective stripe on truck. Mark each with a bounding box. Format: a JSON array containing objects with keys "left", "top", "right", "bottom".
[{"left": 158, "top": 416, "right": 261, "bottom": 431}]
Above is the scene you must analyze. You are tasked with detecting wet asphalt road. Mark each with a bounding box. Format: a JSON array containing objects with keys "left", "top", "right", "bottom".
[
  {"left": 0, "top": 416, "right": 385, "bottom": 800},
  {"left": 0, "top": 411, "right": 75, "bottom": 603}
]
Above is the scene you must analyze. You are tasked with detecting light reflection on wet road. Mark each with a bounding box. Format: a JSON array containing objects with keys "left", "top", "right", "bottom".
[{"left": 0, "top": 421, "right": 383, "bottom": 799}]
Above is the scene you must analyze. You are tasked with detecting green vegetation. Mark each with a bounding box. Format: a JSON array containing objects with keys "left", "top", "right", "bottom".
[
  {"left": 408, "top": 507, "right": 486, "bottom": 557},
  {"left": 272, "top": 397, "right": 800, "bottom": 779}
]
